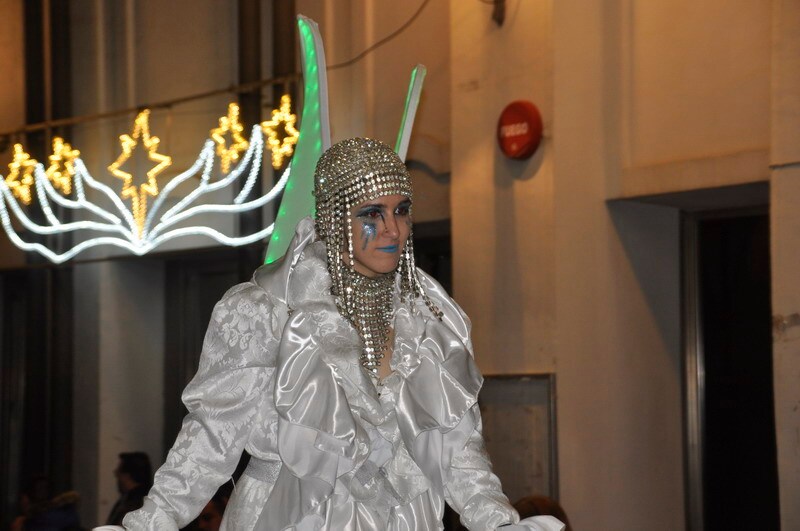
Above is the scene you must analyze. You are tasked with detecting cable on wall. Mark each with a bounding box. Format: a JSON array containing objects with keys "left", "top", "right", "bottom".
[{"left": 327, "top": 0, "right": 432, "bottom": 71}]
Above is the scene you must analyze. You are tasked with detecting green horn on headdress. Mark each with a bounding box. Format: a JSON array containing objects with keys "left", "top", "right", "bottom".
[
  {"left": 264, "top": 15, "right": 331, "bottom": 264},
  {"left": 395, "top": 64, "right": 426, "bottom": 162},
  {"left": 264, "top": 16, "right": 426, "bottom": 264}
]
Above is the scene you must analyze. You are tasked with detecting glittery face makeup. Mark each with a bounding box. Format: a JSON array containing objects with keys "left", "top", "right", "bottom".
[
  {"left": 360, "top": 220, "right": 377, "bottom": 250},
  {"left": 349, "top": 195, "right": 412, "bottom": 277}
]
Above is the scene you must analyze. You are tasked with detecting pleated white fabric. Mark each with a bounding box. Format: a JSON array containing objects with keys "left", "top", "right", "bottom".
[{"left": 121, "top": 218, "right": 564, "bottom": 531}]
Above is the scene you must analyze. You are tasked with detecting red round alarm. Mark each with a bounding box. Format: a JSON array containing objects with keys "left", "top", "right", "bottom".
[{"left": 497, "top": 100, "right": 543, "bottom": 159}]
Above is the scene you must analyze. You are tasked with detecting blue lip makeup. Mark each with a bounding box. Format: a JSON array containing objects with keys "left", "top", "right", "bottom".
[{"left": 377, "top": 245, "right": 398, "bottom": 253}]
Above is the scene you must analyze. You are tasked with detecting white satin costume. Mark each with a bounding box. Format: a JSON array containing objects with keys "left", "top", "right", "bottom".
[{"left": 123, "top": 218, "right": 563, "bottom": 531}]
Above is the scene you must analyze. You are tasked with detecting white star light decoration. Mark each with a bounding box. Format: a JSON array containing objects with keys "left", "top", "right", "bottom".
[{"left": 0, "top": 97, "right": 298, "bottom": 263}]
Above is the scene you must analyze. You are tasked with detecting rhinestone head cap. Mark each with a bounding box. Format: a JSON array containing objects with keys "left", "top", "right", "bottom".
[
  {"left": 314, "top": 137, "right": 413, "bottom": 240},
  {"left": 311, "top": 137, "right": 442, "bottom": 378}
]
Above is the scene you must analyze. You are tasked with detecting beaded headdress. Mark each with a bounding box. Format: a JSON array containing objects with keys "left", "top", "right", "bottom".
[{"left": 314, "top": 137, "right": 441, "bottom": 377}]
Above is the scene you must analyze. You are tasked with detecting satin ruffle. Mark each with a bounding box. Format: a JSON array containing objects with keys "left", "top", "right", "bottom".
[
  {"left": 392, "top": 293, "right": 483, "bottom": 493},
  {"left": 254, "top": 219, "right": 485, "bottom": 530}
]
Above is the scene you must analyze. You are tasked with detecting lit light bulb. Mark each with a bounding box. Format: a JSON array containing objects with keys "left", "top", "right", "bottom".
[
  {"left": 6, "top": 143, "right": 37, "bottom": 205},
  {"left": 108, "top": 109, "right": 173, "bottom": 237},
  {"left": 211, "top": 103, "right": 250, "bottom": 174},
  {"left": 261, "top": 94, "right": 300, "bottom": 169}
]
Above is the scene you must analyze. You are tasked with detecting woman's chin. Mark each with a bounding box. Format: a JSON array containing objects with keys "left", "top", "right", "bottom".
[
  {"left": 355, "top": 257, "right": 401, "bottom": 277},
  {"left": 376, "top": 257, "right": 402, "bottom": 274}
]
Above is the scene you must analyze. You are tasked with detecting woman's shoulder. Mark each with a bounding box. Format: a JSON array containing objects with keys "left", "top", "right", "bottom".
[
  {"left": 207, "top": 275, "right": 291, "bottom": 339},
  {"left": 250, "top": 227, "right": 331, "bottom": 309},
  {"left": 413, "top": 267, "right": 446, "bottom": 297},
  {"left": 217, "top": 280, "right": 276, "bottom": 310},
  {"left": 412, "top": 267, "right": 473, "bottom": 347},
  {"left": 200, "top": 280, "right": 287, "bottom": 371}
]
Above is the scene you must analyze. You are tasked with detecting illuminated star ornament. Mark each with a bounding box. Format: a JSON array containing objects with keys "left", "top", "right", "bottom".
[
  {"left": 0, "top": 15, "right": 421, "bottom": 266},
  {"left": 0, "top": 115, "right": 289, "bottom": 263},
  {"left": 261, "top": 94, "right": 299, "bottom": 169},
  {"left": 6, "top": 144, "right": 37, "bottom": 205},
  {"left": 212, "top": 103, "right": 250, "bottom": 174},
  {"left": 108, "top": 109, "right": 173, "bottom": 237},
  {"left": 45, "top": 137, "right": 80, "bottom": 195}
]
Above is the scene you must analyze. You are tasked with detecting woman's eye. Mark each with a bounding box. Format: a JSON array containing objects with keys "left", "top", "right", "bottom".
[
  {"left": 395, "top": 206, "right": 410, "bottom": 216},
  {"left": 358, "top": 209, "right": 382, "bottom": 219}
]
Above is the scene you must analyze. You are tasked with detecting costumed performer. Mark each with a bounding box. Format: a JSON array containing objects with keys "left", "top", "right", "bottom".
[{"left": 103, "top": 138, "right": 563, "bottom": 531}]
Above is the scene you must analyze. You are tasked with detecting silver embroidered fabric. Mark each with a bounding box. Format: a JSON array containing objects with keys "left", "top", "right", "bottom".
[{"left": 122, "top": 218, "right": 563, "bottom": 531}]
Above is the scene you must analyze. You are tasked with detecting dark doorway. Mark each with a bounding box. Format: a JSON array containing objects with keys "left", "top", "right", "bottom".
[
  {"left": 0, "top": 267, "right": 73, "bottom": 530},
  {"left": 686, "top": 210, "right": 780, "bottom": 530},
  {"left": 413, "top": 219, "right": 452, "bottom": 294}
]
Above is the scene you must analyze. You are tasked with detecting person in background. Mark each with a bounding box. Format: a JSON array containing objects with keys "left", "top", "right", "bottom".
[
  {"left": 106, "top": 453, "right": 152, "bottom": 526},
  {"left": 196, "top": 489, "right": 229, "bottom": 531},
  {"left": 10, "top": 476, "right": 81, "bottom": 531},
  {"left": 179, "top": 484, "right": 231, "bottom": 531}
]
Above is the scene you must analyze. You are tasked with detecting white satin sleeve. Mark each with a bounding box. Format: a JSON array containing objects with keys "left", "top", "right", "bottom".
[
  {"left": 122, "top": 282, "right": 279, "bottom": 530},
  {"left": 444, "top": 417, "right": 563, "bottom": 531},
  {"left": 505, "top": 515, "right": 566, "bottom": 531},
  {"left": 443, "top": 404, "right": 522, "bottom": 529},
  {"left": 415, "top": 270, "right": 557, "bottom": 530}
]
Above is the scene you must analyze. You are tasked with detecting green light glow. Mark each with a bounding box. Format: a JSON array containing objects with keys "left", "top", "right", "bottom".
[{"left": 264, "top": 16, "right": 329, "bottom": 264}]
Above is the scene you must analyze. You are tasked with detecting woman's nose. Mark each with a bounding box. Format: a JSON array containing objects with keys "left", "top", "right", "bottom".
[{"left": 383, "top": 214, "right": 400, "bottom": 238}]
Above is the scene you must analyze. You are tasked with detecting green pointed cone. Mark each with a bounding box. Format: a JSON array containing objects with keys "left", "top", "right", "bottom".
[
  {"left": 395, "top": 64, "right": 427, "bottom": 161},
  {"left": 264, "top": 15, "right": 331, "bottom": 264}
]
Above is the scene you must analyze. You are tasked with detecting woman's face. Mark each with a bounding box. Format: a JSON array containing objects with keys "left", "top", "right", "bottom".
[{"left": 347, "top": 194, "right": 412, "bottom": 278}]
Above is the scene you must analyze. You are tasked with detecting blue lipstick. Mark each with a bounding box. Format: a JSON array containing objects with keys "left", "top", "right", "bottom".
[{"left": 377, "top": 245, "right": 398, "bottom": 253}]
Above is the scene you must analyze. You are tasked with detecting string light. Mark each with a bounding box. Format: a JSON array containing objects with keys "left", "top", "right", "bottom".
[
  {"left": 158, "top": 126, "right": 262, "bottom": 227},
  {"left": 6, "top": 144, "right": 37, "bottom": 205},
  {"left": 80, "top": 158, "right": 139, "bottom": 232},
  {"left": 0, "top": 126, "right": 289, "bottom": 264},
  {"left": 45, "top": 137, "right": 80, "bottom": 195},
  {"left": 211, "top": 102, "right": 250, "bottom": 174},
  {"left": 142, "top": 140, "right": 215, "bottom": 236},
  {"left": 108, "top": 109, "right": 173, "bottom": 237},
  {"left": 152, "top": 149, "right": 287, "bottom": 238},
  {"left": 150, "top": 126, "right": 266, "bottom": 239},
  {"left": 261, "top": 94, "right": 299, "bottom": 169},
  {"left": 34, "top": 164, "right": 126, "bottom": 229}
]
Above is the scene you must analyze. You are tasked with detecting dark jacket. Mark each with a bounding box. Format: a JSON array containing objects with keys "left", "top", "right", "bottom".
[{"left": 106, "top": 485, "right": 149, "bottom": 526}]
